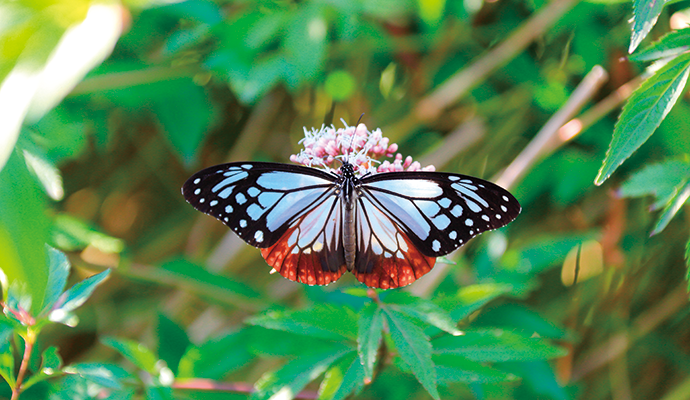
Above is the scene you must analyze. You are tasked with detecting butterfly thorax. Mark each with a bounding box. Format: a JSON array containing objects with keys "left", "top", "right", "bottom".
[{"left": 340, "top": 161, "right": 359, "bottom": 271}]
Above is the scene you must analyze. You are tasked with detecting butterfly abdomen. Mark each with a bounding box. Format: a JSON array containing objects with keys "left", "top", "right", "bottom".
[{"left": 341, "top": 162, "right": 358, "bottom": 271}]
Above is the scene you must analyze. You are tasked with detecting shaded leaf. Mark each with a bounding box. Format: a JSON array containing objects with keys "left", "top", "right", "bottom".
[
  {"left": 178, "top": 329, "right": 254, "bottom": 380},
  {"left": 651, "top": 181, "right": 690, "bottom": 235},
  {"left": 156, "top": 314, "right": 191, "bottom": 375},
  {"left": 246, "top": 327, "right": 349, "bottom": 359},
  {"left": 247, "top": 304, "right": 358, "bottom": 341},
  {"left": 472, "top": 303, "right": 572, "bottom": 341},
  {"left": 630, "top": 28, "right": 690, "bottom": 62},
  {"left": 318, "top": 351, "right": 365, "bottom": 400},
  {"left": 282, "top": 4, "right": 328, "bottom": 88},
  {"left": 596, "top": 52, "right": 690, "bottom": 185},
  {"left": 0, "top": 326, "right": 14, "bottom": 387},
  {"left": 63, "top": 363, "right": 129, "bottom": 390},
  {"left": 383, "top": 307, "right": 439, "bottom": 400},
  {"left": 433, "top": 329, "right": 567, "bottom": 362},
  {"left": 436, "top": 283, "right": 512, "bottom": 322},
  {"left": 251, "top": 347, "right": 350, "bottom": 400},
  {"left": 383, "top": 292, "right": 461, "bottom": 336},
  {"left": 23, "top": 346, "right": 63, "bottom": 389},
  {"left": 434, "top": 354, "right": 518, "bottom": 384},
  {"left": 357, "top": 302, "right": 383, "bottom": 381}
]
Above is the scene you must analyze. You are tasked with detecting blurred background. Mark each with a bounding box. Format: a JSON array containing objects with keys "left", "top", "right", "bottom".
[{"left": 2, "top": 0, "right": 690, "bottom": 398}]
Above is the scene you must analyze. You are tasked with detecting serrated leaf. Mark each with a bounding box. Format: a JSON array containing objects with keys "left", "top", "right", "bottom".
[
  {"left": 63, "top": 363, "right": 129, "bottom": 390},
  {"left": 629, "top": 0, "right": 671, "bottom": 53},
  {"left": 383, "top": 292, "right": 461, "bottom": 336},
  {"left": 247, "top": 305, "right": 358, "bottom": 341},
  {"left": 51, "top": 269, "right": 110, "bottom": 320},
  {"left": 432, "top": 329, "right": 567, "bottom": 362},
  {"left": 177, "top": 329, "right": 254, "bottom": 380},
  {"left": 619, "top": 159, "right": 690, "bottom": 208},
  {"left": 383, "top": 307, "right": 439, "bottom": 400},
  {"left": 630, "top": 28, "right": 690, "bottom": 62},
  {"left": 357, "top": 302, "right": 383, "bottom": 381},
  {"left": 439, "top": 283, "right": 512, "bottom": 321},
  {"left": 434, "top": 354, "right": 518, "bottom": 384},
  {"left": 246, "top": 327, "right": 348, "bottom": 359},
  {"left": 318, "top": 351, "right": 365, "bottom": 400},
  {"left": 102, "top": 337, "right": 159, "bottom": 375},
  {"left": 40, "top": 246, "right": 70, "bottom": 316},
  {"left": 651, "top": 181, "right": 690, "bottom": 235},
  {"left": 595, "top": 52, "right": 690, "bottom": 185},
  {"left": 251, "top": 347, "right": 350, "bottom": 400}
]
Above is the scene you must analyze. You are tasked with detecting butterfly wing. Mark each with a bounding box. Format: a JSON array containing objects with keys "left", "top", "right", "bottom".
[
  {"left": 182, "top": 162, "right": 347, "bottom": 284},
  {"left": 351, "top": 172, "right": 521, "bottom": 288}
]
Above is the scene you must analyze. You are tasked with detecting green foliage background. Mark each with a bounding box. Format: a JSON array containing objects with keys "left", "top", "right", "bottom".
[{"left": 1, "top": 0, "right": 690, "bottom": 399}]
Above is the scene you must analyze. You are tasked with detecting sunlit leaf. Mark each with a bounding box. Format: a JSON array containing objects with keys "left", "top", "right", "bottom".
[
  {"left": 629, "top": 0, "right": 671, "bottom": 53},
  {"left": 619, "top": 159, "right": 690, "bottom": 209},
  {"left": 651, "top": 181, "right": 690, "bottom": 235},
  {"left": 40, "top": 246, "right": 70, "bottom": 316},
  {"left": 434, "top": 354, "right": 518, "bottom": 384},
  {"left": 247, "top": 304, "right": 358, "bottom": 341},
  {"left": 383, "top": 292, "right": 461, "bottom": 335},
  {"left": 51, "top": 269, "right": 110, "bottom": 318},
  {"left": 595, "top": 52, "right": 690, "bottom": 185},
  {"left": 318, "top": 351, "right": 365, "bottom": 400},
  {"left": 102, "top": 337, "right": 159, "bottom": 375},
  {"left": 629, "top": 28, "right": 690, "bottom": 62},
  {"left": 436, "top": 283, "right": 512, "bottom": 322},
  {"left": 433, "top": 329, "right": 567, "bottom": 362},
  {"left": 383, "top": 306, "right": 439, "bottom": 400},
  {"left": 0, "top": 152, "right": 49, "bottom": 315},
  {"left": 251, "top": 347, "right": 350, "bottom": 400},
  {"left": 357, "top": 302, "right": 384, "bottom": 381}
]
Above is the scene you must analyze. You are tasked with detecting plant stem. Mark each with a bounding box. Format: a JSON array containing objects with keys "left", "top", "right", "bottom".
[{"left": 11, "top": 333, "right": 35, "bottom": 400}]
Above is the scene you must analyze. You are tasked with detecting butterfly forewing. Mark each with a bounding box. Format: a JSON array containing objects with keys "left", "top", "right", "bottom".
[
  {"left": 359, "top": 172, "right": 521, "bottom": 258},
  {"left": 182, "top": 162, "right": 338, "bottom": 248}
]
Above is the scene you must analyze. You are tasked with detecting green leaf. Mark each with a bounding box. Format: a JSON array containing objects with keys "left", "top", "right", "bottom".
[
  {"left": 177, "top": 328, "right": 254, "bottom": 380},
  {"left": 247, "top": 305, "right": 358, "bottom": 341},
  {"left": 0, "top": 326, "right": 15, "bottom": 387},
  {"left": 630, "top": 28, "right": 690, "bottom": 62},
  {"left": 282, "top": 4, "right": 328, "bottom": 88},
  {"left": 629, "top": 0, "right": 671, "bottom": 53},
  {"left": 437, "top": 283, "right": 512, "bottom": 321},
  {"left": 50, "top": 269, "right": 110, "bottom": 324},
  {"left": 595, "top": 52, "right": 690, "bottom": 185},
  {"left": 102, "top": 337, "right": 159, "bottom": 375},
  {"left": 473, "top": 303, "right": 572, "bottom": 341},
  {"left": 63, "top": 363, "right": 129, "bottom": 390},
  {"left": 156, "top": 314, "right": 190, "bottom": 375},
  {"left": 318, "top": 352, "right": 365, "bottom": 400},
  {"left": 383, "top": 292, "right": 461, "bottom": 336},
  {"left": 357, "top": 302, "right": 383, "bottom": 381},
  {"left": 383, "top": 306, "right": 439, "bottom": 400},
  {"left": 0, "top": 152, "right": 50, "bottom": 316},
  {"left": 251, "top": 347, "right": 350, "bottom": 400},
  {"left": 651, "top": 180, "right": 690, "bottom": 235},
  {"left": 246, "top": 327, "right": 348, "bottom": 359},
  {"left": 23, "top": 346, "right": 63, "bottom": 389},
  {"left": 51, "top": 214, "right": 125, "bottom": 253},
  {"left": 434, "top": 354, "right": 518, "bottom": 384},
  {"left": 40, "top": 247, "right": 70, "bottom": 315},
  {"left": 432, "top": 329, "right": 567, "bottom": 362},
  {"left": 159, "top": 259, "right": 262, "bottom": 308},
  {"left": 619, "top": 159, "right": 690, "bottom": 209}
]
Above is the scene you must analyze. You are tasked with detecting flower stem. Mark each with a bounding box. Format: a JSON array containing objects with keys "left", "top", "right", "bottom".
[{"left": 11, "top": 333, "right": 35, "bottom": 400}]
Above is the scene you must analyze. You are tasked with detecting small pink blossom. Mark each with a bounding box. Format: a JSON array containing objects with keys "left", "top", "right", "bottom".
[{"left": 290, "top": 120, "right": 434, "bottom": 176}]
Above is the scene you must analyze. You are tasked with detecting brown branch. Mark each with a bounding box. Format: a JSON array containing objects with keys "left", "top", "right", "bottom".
[{"left": 415, "top": 0, "right": 581, "bottom": 121}]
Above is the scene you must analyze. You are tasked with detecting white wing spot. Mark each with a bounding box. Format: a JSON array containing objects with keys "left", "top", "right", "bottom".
[
  {"left": 225, "top": 205, "right": 233, "bottom": 213},
  {"left": 449, "top": 231, "right": 457, "bottom": 240},
  {"left": 199, "top": 198, "right": 205, "bottom": 203},
  {"left": 465, "top": 199, "right": 482, "bottom": 213},
  {"left": 496, "top": 214, "right": 502, "bottom": 219},
  {"left": 224, "top": 217, "right": 229, "bottom": 222},
  {"left": 438, "top": 197, "right": 452, "bottom": 208},
  {"left": 194, "top": 188, "right": 201, "bottom": 195},
  {"left": 501, "top": 205, "right": 508, "bottom": 212},
  {"left": 432, "top": 240, "right": 441, "bottom": 252},
  {"left": 451, "top": 205, "right": 463, "bottom": 217},
  {"left": 210, "top": 200, "right": 218, "bottom": 207},
  {"left": 481, "top": 215, "right": 490, "bottom": 221},
  {"left": 239, "top": 219, "right": 247, "bottom": 228},
  {"left": 312, "top": 241, "right": 324, "bottom": 252},
  {"left": 502, "top": 195, "right": 509, "bottom": 202},
  {"left": 193, "top": 178, "right": 201, "bottom": 184},
  {"left": 247, "top": 187, "right": 260, "bottom": 197},
  {"left": 465, "top": 218, "right": 474, "bottom": 227},
  {"left": 469, "top": 230, "right": 474, "bottom": 235},
  {"left": 449, "top": 176, "right": 461, "bottom": 181},
  {"left": 254, "top": 230, "right": 264, "bottom": 243},
  {"left": 242, "top": 164, "right": 253, "bottom": 169},
  {"left": 236, "top": 193, "right": 247, "bottom": 205}
]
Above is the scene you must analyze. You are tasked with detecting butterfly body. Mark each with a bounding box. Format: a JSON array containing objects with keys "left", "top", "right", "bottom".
[{"left": 183, "top": 161, "right": 520, "bottom": 289}]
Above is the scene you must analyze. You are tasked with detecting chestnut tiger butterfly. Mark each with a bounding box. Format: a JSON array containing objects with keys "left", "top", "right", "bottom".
[{"left": 182, "top": 155, "right": 521, "bottom": 289}]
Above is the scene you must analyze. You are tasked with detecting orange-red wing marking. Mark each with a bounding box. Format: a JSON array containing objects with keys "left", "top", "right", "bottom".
[
  {"left": 260, "top": 194, "right": 347, "bottom": 286},
  {"left": 352, "top": 232, "right": 436, "bottom": 289}
]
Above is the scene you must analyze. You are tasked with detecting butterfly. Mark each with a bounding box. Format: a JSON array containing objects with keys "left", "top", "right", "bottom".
[{"left": 182, "top": 159, "right": 521, "bottom": 289}]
